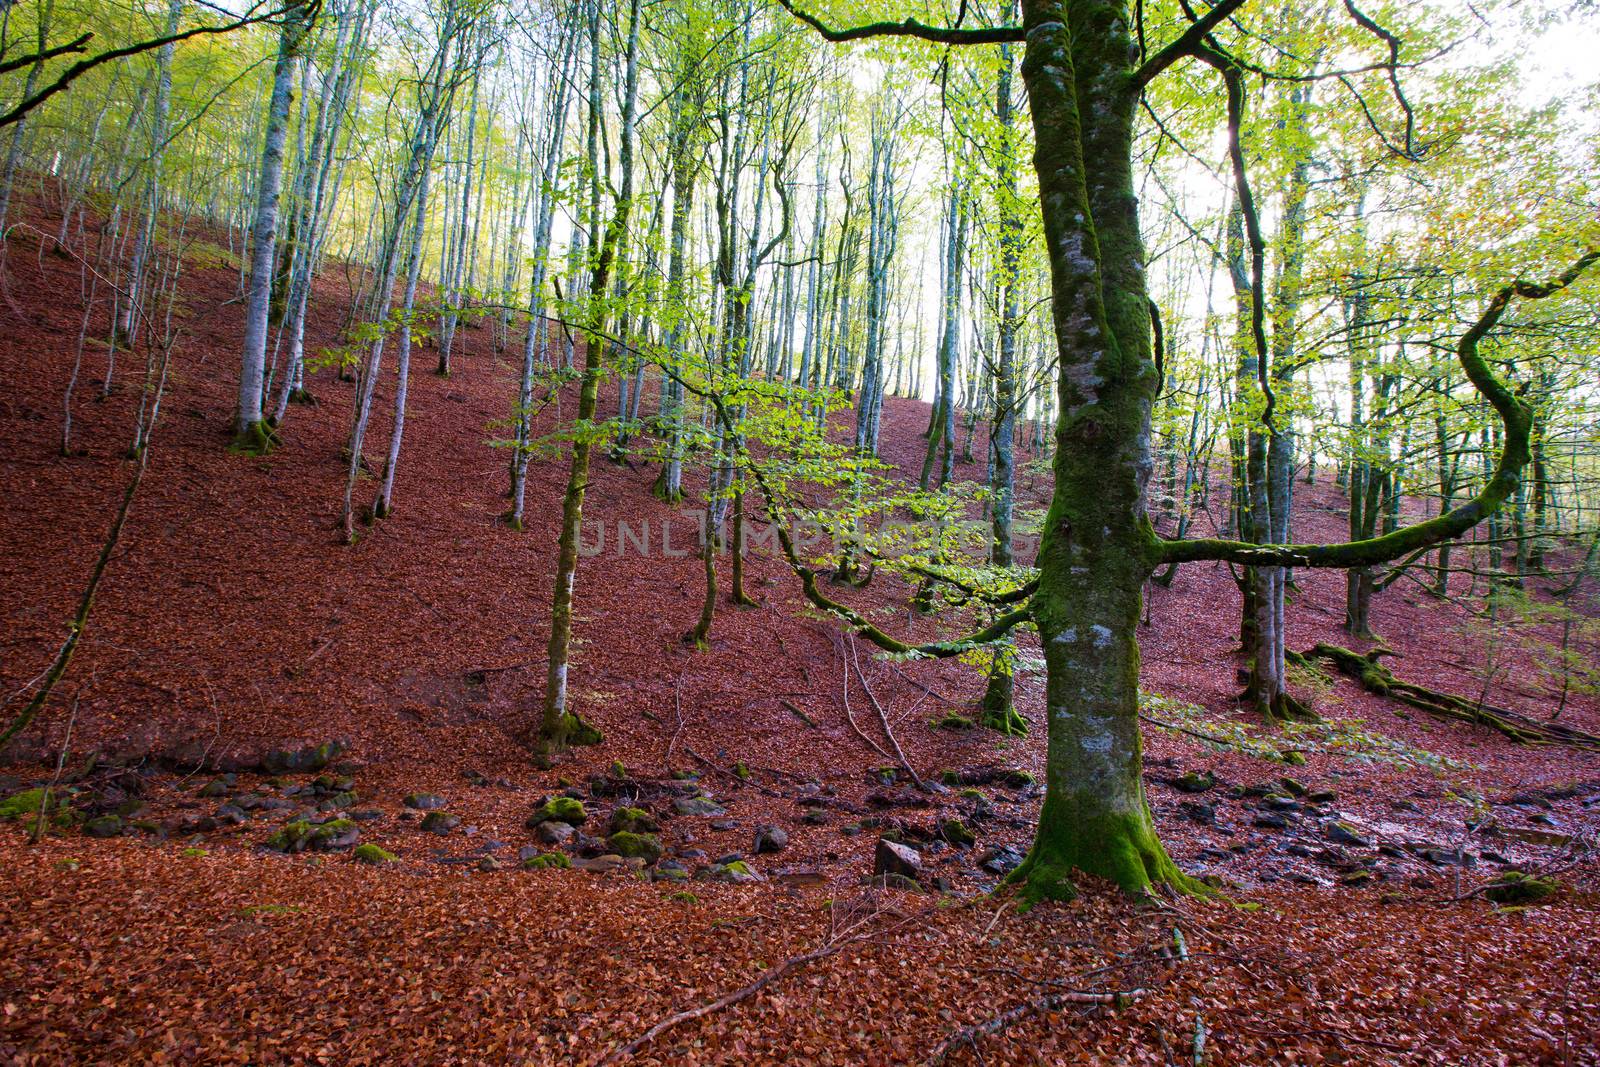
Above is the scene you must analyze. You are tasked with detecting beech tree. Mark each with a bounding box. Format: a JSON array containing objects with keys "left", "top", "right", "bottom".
[{"left": 777, "top": 0, "right": 1598, "bottom": 903}]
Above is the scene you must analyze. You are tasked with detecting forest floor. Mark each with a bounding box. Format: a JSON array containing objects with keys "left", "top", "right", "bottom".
[{"left": 1, "top": 199, "right": 1598, "bottom": 1065}]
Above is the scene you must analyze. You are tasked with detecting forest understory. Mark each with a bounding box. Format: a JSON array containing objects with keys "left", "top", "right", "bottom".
[{"left": 1, "top": 192, "right": 1597, "bottom": 1065}]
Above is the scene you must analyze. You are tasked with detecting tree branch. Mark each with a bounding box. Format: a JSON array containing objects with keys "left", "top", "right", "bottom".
[
  {"left": 772, "top": 0, "right": 1022, "bottom": 45},
  {"left": 1157, "top": 249, "right": 1599, "bottom": 569}
]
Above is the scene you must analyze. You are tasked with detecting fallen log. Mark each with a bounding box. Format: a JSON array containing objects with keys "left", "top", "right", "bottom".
[{"left": 1302, "top": 644, "right": 1600, "bottom": 751}]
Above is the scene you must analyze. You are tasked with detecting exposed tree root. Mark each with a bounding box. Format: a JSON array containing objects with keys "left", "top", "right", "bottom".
[
  {"left": 925, "top": 986, "right": 1148, "bottom": 1066},
  {"left": 1302, "top": 644, "right": 1600, "bottom": 750}
]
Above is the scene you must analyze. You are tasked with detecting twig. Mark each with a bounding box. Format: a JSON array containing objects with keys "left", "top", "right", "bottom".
[
  {"left": 851, "top": 635, "right": 926, "bottom": 790},
  {"left": 925, "top": 987, "right": 1149, "bottom": 1065},
  {"left": 838, "top": 637, "right": 893, "bottom": 763},
  {"left": 594, "top": 898, "right": 909, "bottom": 1065},
  {"left": 30, "top": 696, "right": 79, "bottom": 845}
]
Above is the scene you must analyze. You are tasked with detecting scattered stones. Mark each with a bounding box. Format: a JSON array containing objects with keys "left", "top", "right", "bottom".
[
  {"left": 477, "top": 856, "right": 502, "bottom": 872},
  {"left": 752, "top": 825, "right": 789, "bottom": 854},
  {"left": 197, "top": 777, "right": 234, "bottom": 798},
  {"left": 574, "top": 854, "right": 633, "bottom": 874},
  {"left": 709, "top": 818, "right": 738, "bottom": 832},
  {"left": 1278, "top": 777, "right": 1309, "bottom": 798},
  {"left": 873, "top": 838, "right": 923, "bottom": 881},
  {"left": 264, "top": 818, "right": 360, "bottom": 853},
  {"left": 1253, "top": 813, "right": 1290, "bottom": 831},
  {"left": 420, "top": 812, "right": 461, "bottom": 836},
  {"left": 1179, "top": 801, "right": 1217, "bottom": 826},
  {"left": 1307, "top": 789, "right": 1338, "bottom": 804},
  {"left": 1262, "top": 795, "right": 1301, "bottom": 812},
  {"left": 404, "top": 793, "right": 448, "bottom": 811},
  {"left": 522, "top": 852, "right": 572, "bottom": 870},
  {"left": 1338, "top": 870, "right": 1374, "bottom": 887},
  {"left": 1390, "top": 799, "right": 1423, "bottom": 814},
  {"left": 608, "top": 806, "right": 657, "bottom": 834},
  {"left": 536, "top": 820, "right": 576, "bottom": 847},
  {"left": 801, "top": 810, "right": 828, "bottom": 826},
  {"left": 215, "top": 804, "right": 248, "bottom": 826},
  {"left": 349, "top": 809, "right": 385, "bottom": 822}
]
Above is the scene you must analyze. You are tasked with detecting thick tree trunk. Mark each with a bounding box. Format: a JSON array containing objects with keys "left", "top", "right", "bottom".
[{"left": 1005, "top": 0, "right": 1194, "bottom": 903}]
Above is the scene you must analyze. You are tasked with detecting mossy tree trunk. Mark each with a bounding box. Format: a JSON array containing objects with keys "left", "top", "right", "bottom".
[{"left": 1003, "top": 0, "right": 1195, "bottom": 903}]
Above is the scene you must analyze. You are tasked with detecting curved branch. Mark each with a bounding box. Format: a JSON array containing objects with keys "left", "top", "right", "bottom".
[
  {"left": 772, "top": 0, "right": 1022, "bottom": 45},
  {"left": 1131, "top": 0, "right": 1251, "bottom": 88},
  {"left": 1158, "top": 249, "right": 1599, "bottom": 569}
]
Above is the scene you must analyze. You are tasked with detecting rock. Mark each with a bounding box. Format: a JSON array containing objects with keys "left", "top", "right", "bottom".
[
  {"left": 574, "top": 832, "right": 607, "bottom": 857},
  {"left": 1278, "top": 777, "right": 1309, "bottom": 798},
  {"left": 1390, "top": 799, "right": 1423, "bottom": 813},
  {"left": 1263, "top": 795, "right": 1301, "bottom": 812},
  {"left": 1172, "top": 771, "right": 1216, "bottom": 794},
  {"left": 977, "top": 845, "right": 1023, "bottom": 875},
  {"left": 673, "top": 796, "right": 726, "bottom": 817},
  {"left": 774, "top": 866, "right": 827, "bottom": 887},
  {"left": 939, "top": 818, "right": 976, "bottom": 848},
  {"left": 677, "top": 848, "right": 707, "bottom": 861},
  {"left": 1253, "top": 813, "right": 1290, "bottom": 831},
  {"left": 353, "top": 843, "right": 397, "bottom": 865},
  {"left": 349, "top": 809, "right": 385, "bottom": 822},
  {"left": 1484, "top": 871, "right": 1557, "bottom": 905},
  {"left": 752, "top": 825, "right": 789, "bottom": 854},
  {"left": 608, "top": 831, "right": 663, "bottom": 864},
  {"left": 878, "top": 872, "right": 923, "bottom": 892},
  {"left": 531, "top": 797, "right": 588, "bottom": 826},
  {"left": 1307, "top": 789, "right": 1338, "bottom": 804},
  {"left": 802, "top": 810, "right": 829, "bottom": 825},
  {"left": 262, "top": 741, "right": 346, "bottom": 775},
  {"left": 319, "top": 791, "right": 358, "bottom": 812},
  {"left": 83, "top": 814, "right": 123, "bottom": 838},
  {"left": 215, "top": 804, "right": 249, "bottom": 826},
  {"left": 1242, "top": 782, "right": 1279, "bottom": 798},
  {"left": 574, "top": 854, "right": 631, "bottom": 874},
  {"left": 1417, "top": 847, "right": 1473, "bottom": 867},
  {"left": 310, "top": 819, "right": 360, "bottom": 851},
  {"left": 536, "top": 820, "right": 576, "bottom": 847},
  {"left": 697, "top": 860, "right": 763, "bottom": 883},
  {"left": 652, "top": 859, "right": 690, "bottom": 882},
  {"left": 1339, "top": 870, "right": 1374, "bottom": 886},
  {"left": 264, "top": 820, "right": 314, "bottom": 852},
  {"left": 404, "top": 793, "right": 448, "bottom": 811},
  {"left": 197, "top": 777, "right": 234, "bottom": 798},
  {"left": 522, "top": 852, "right": 572, "bottom": 870},
  {"left": 608, "top": 806, "right": 657, "bottom": 834},
  {"left": 1325, "top": 821, "right": 1373, "bottom": 848},
  {"left": 710, "top": 818, "right": 738, "bottom": 832},
  {"left": 477, "top": 856, "right": 502, "bottom": 872},
  {"left": 873, "top": 838, "right": 923, "bottom": 880},
  {"left": 420, "top": 812, "right": 461, "bottom": 836},
  {"left": 1179, "top": 801, "right": 1217, "bottom": 826},
  {"left": 714, "top": 852, "right": 744, "bottom": 866}
]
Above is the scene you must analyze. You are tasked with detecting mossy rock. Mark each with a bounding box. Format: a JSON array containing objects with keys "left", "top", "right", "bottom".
[
  {"left": 959, "top": 788, "right": 989, "bottom": 803},
  {"left": 521, "top": 852, "right": 572, "bottom": 870},
  {"left": 83, "top": 814, "right": 123, "bottom": 838},
  {"left": 608, "top": 806, "right": 657, "bottom": 834},
  {"left": 608, "top": 831, "right": 663, "bottom": 864},
  {"left": 419, "top": 811, "right": 461, "bottom": 835},
  {"left": 939, "top": 770, "right": 961, "bottom": 787},
  {"left": 261, "top": 740, "right": 346, "bottom": 775},
  {"left": 932, "top": 713, "right": 975, "bottom": 731},
  {"left": 939, "top": 818, "right": 976, "bottom": 848},
  {"left": 1172, "top": 771, "right": 1216, "bottom": 794},
  {"left": 1484, "top": 871, "right": 1557, "bottom": 905},
  {"left": 319, "top": 790, "right": 358, "bottom": 811},
  {"left": 353, "top": 843, "right": 397, "bottom": 865},
  {"left": 0, "top": 788, "right": 55, "bottom": 822},
  {"left": 264, "top": 820, "right": 314, "bottom": 853},
  {"left": 1280, "top": 751, "right": 1308, "bottom": 767},
  {"left": 533, "top": 797, "right": 588, "bottom": 826},
  {"left": 310, "top": 819, "right": 360, "bottom": 850}
]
